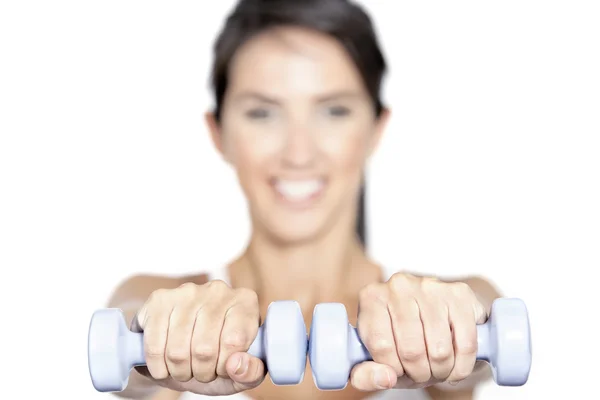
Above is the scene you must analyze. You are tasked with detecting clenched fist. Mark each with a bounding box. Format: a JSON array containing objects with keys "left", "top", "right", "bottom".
[
  {"left": 352, "top": 273, "right": 488, "bottom": 390},
  {"left": 132, "top": 280, "right": 266, "bottom": 395}
]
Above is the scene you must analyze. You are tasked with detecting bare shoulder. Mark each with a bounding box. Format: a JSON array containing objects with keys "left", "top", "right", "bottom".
[
  {"left": 106, "top": 272, "right": 209, "bottom": 308},
  {"left": 361, "top": 258, "right": 389, "bottom": 283},
  {"left": 349, "top": 258, "right": 386, "bottom": 295}
]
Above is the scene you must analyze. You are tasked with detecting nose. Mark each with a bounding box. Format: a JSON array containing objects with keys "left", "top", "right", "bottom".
[{"left": 281, "top": 124, "right": 317, "bottom": 167}]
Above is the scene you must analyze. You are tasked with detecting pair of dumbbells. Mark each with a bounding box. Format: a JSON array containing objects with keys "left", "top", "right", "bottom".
[{"left": 88, "top": 298, "right": 532, "bottom": 392}]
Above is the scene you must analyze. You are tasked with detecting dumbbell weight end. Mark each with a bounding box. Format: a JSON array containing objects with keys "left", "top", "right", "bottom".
[{"left": 87, "top": 308, "right": 146, "bottom": 393}]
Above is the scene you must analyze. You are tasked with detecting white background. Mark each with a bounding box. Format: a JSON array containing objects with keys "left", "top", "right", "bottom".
[{"left": 1, "top": 1, "right": 598, "bottom": 399}]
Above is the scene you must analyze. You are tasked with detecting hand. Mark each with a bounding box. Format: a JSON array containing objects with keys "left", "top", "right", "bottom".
[
  {"left": 351, "top": 273, "right": 488, "bottom": 391},
  {"left": 132, "top": 280, "right": 265, "bottom": 395}
]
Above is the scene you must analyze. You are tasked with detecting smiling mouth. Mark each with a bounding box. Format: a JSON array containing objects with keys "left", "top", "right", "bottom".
[{"left": 272, "top": 178, "right": 326, "bottom": 206}]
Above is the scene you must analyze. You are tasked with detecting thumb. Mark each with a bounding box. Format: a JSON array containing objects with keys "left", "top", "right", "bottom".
[
  {"left": 350, "top": 361, "right": 397, "bottom": 391},
  {"left": 226, "top": 352, "right": 266, "bottom": 391}
]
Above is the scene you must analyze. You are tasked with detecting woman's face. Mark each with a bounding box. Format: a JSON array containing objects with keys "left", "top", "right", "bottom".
[{"left": 206, "top": 26, "right": 389, "bottom": 243}]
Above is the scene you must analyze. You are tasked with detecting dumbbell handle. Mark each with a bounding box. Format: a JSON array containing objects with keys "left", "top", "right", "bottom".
[
  {"left": 117, "top": 326, "right": 267, "bottom": 368},
  {"left": 347, "top": 324, "right": 492, "bottom": 366},
  {"left": 122, "top": 318, "right": 492, "bottom": 369}
]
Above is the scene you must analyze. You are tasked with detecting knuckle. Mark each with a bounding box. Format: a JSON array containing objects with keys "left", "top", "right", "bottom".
[
  {"left": 208, "top": 279, "right": 229, "bottom": 289},
  {"left": 450, "top": 282, "right": 472, "bottom": 297},
  {"left": 192, "top": 343, "right": 218, "bottom": 362},
  {"left": 457, "top": 339, "right": 478, "bottom": 355},
  {"left": 145, "top": 345, "right": 165, "bottom": 358},
  {"left": 222, "top": 329, "right": 248, "bottom": 350},
  {"left": 359, "top": 283, "right": 387, "bottom": 303},
  {"left": 428, "top": 341, "right": 452, "bottom": 362},
  {"left": 389, "top": 273, "right": 415, "bottom": 290},
  {"left": 166, "top": 347, "right": 190, "bottom": 363},
  {"left": 178, "top": 281, "right": 198, "bottom": 293},
  {"left": 365, "top": 333, "right": 395, "bottom": 355},
  {"left": 207, "top": 279, "right": 230, "bottom": 296},
  {"left": 399, "top": 344, "right": 426, "bottom": 362},
  {"left": 148, "top": 288, "right": 167, "bottom": 302},
  {"left": 420, "top": 277, "right": 443, "bottom": 293},
  {"left": 235, "top": 287, "right": 258, "bottom": 303}
]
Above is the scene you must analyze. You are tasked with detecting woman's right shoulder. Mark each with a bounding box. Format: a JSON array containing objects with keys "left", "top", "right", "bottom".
[{"left": 106, "top": 272, "right": 210, "bottom": 308}]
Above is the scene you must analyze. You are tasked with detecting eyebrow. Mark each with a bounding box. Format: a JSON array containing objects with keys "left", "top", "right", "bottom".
[{"left": 232, "top": 90, "right": 363, "bottom": 104}]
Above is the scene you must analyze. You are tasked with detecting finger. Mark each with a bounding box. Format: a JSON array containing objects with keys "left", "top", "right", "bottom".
[
  {"left": 190, "top": 301, "right": 227, "bottom": 383},
  {"left": 164, "top": 306, "right": 197, "bottom": 382},
  {"left": 142, "top": 306, "right": 173, "bottom": 380},
  {"left": 216, "top": 291, "right": 260, "bottom": 377},
  {"left": 390, "top": 296, "right": 431, "bottom": 383},
  {"left": 350, "top": 361, "right": 396, "bottom": 391},
  {"left": 419, "top": 298, "right": 454, "bottom": 380},
  {"left": 226, "top": 352, "right": 266, "bottom": 391},
  {"left": 357, "top": 284, "right": 405, "bottom": 377},
  {"left": 134, "top": 288, "right": 169, "bottom": 331},
  {"left": 446, "top": 300, "right": 478, "bottom": 384}
]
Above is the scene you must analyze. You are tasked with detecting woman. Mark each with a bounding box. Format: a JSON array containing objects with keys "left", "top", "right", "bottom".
[{"left": 107, "top": 0, "right": 501, "bottom": 399}]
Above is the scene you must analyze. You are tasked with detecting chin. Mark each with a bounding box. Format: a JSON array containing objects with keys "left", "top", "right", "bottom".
[{"left": 263, "top": 218, "right": 327, "bottom": 246}]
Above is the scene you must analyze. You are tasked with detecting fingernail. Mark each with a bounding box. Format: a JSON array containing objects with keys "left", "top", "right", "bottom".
[
  {"left": 373, "top": 369, "right": 391, "bottom": 389},
  {"left": 234, "top": 354, "right": 248, "bottom": 376}
]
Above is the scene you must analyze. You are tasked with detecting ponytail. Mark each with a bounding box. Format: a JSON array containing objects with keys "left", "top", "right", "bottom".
[{"left": 356, "top": 182, "right": 367, "bottom": 247}]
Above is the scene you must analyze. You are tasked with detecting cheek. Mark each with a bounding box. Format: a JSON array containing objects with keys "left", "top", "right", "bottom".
[
  {"left": 222, "top": 124, "right": 282, "bottom": 184},
  {"left": 319, "top": 122, "right": 372, "bottom": 175}
]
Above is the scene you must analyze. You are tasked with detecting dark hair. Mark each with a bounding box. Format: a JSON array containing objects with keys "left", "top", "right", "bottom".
[{"left": 210, "top": 0, "right": 387, "bottom": 248}]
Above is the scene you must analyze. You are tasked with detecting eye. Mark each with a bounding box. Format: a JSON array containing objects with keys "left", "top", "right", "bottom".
[
  {"left": 245, "top": 108, "right": 271, "bottom": 119},
  {"left": 327, "top": 106, "right": 351, "bottom": 117}
]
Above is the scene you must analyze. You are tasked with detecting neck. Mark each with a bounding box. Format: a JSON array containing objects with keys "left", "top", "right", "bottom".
[{"left": 238, "top": 224, "right": 367, "bottom": 302}]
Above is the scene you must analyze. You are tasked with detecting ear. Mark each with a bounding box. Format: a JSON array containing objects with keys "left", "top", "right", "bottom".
[
  {"left": 368, "top": 107, "right": 391, "bottom": 157},
  {"left": 204, "top": 111, "right": 230, "bottom": 163}
]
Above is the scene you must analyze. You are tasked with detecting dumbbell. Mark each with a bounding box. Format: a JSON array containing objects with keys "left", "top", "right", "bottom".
[
  {"left": 88, "top": 300, "right": 308, "bottom": 392},
  {"left": 308, "top": 298, "right": 532, "bottom": 390}
]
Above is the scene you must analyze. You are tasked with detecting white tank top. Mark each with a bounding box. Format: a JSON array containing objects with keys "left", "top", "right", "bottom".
[{"left": 180, "top": 265, "right": 429, "bottom": 400}]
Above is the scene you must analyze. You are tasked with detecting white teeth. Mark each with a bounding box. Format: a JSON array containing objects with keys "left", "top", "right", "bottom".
[{"left": 275, "top": 179, "right": 323, "bottom": 201}]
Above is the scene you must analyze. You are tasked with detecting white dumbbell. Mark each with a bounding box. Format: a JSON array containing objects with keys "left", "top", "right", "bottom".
[
  {"left": 309, "top": 298, "right": 532, "bottom": 390},
  {"left": 88, "top": 300, "right": 308, "bottom": 392}
]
